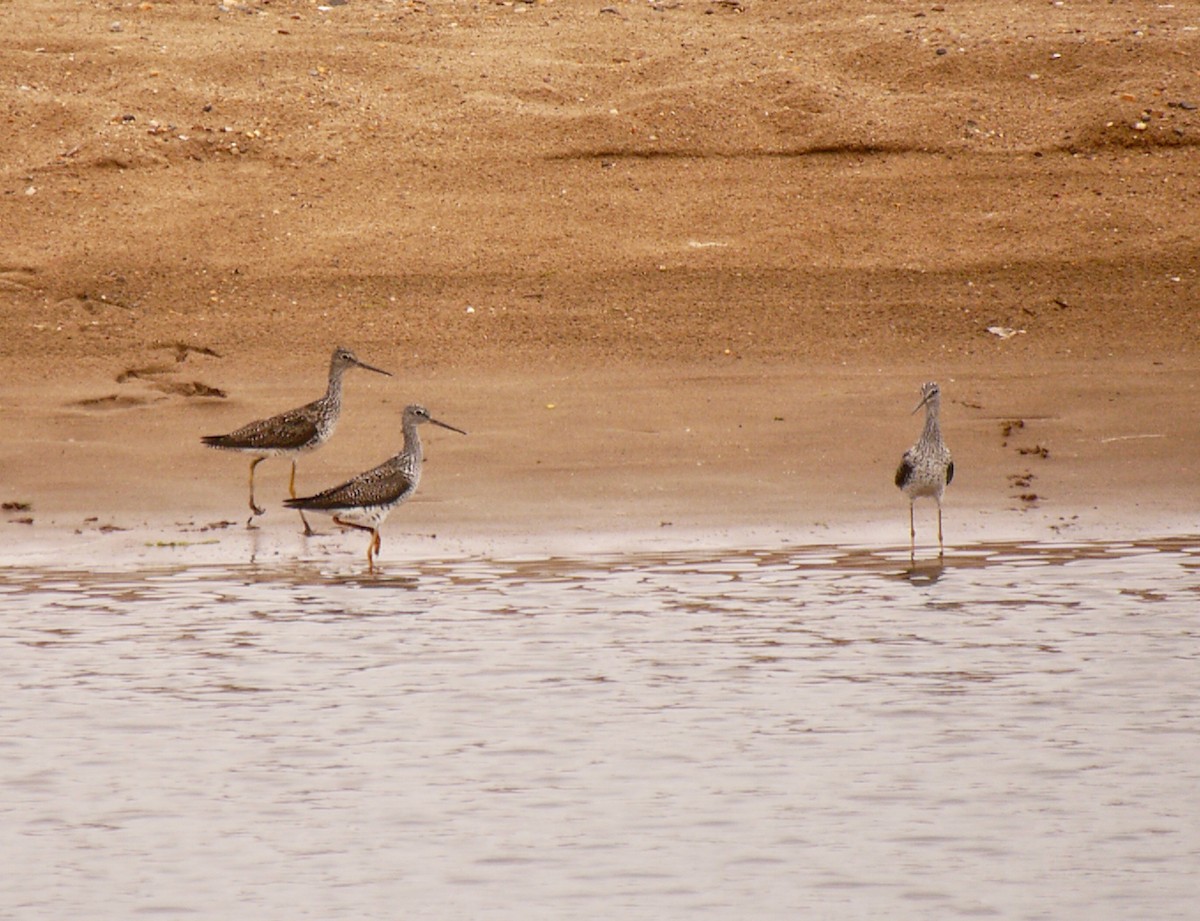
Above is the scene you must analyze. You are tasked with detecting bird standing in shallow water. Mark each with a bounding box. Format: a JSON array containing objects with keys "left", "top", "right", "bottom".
[
  {"left": 284, "top": 404, "right": 466, "bottom": 572},
  {"left": 895, "top": 381, "right": 954, "bottom": 560},
  {"left": 201, "top": 346, "right": 391, "bottom": 533}
]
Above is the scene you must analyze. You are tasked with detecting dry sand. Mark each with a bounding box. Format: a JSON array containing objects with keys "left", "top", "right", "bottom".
[{"left": 2, "top": 0, "right": 1198, "bottom": 559}]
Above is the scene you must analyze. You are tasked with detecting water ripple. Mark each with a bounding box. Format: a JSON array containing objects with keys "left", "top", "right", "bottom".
[{"left": 1, "top": 537, "right": 1198, "bottom": 920}]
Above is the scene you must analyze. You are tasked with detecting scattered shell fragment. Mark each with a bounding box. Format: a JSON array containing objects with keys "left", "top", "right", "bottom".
[{"left": 986, "top": 326, "right": 1025, "bottom": 339}]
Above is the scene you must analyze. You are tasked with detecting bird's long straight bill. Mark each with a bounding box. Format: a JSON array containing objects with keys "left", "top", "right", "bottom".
[
  {"left": 354, "top": 360, "right": 393, "bottom": 377},
  {"left": 431, "top": 418, "right": 467, "bottom": 435},
  {"left": 911, "top": 393, "right": 932, "bottom": 414}
]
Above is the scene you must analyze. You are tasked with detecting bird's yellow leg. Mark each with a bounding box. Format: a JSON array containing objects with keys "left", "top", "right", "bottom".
[
  {"left": 937, "top": 504, "right": 945, "bottom": 559},
  {"left": 334, "top": 515, "right": 374, "bottom": 534},
  {"left": 247, "top": 457, "right": 266, "bottom": 521},
  {"left": 909, "top": 502, "right": 916, "bottom": 561},
  {"left": 291, "top": 460, "right": 314, "bottom": 536},
  {"left": 331, "top": 516, "right": 375, "bottom": 571}
]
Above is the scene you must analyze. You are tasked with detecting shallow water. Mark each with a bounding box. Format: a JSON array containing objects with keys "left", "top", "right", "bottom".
[{"left": 2, "top": 537, "right": 1199, "bottom": 920}]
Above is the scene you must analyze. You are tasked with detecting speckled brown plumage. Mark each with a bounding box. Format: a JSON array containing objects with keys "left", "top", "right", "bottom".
[
  {"left": 202, "top": 346, "right": 391, "bottom": 532},
  {"left": 286, "top": 404, "right": 466, "bottom": 571},
  {"left": 896, "top": 381, "right": 953, "bottom": 560}
]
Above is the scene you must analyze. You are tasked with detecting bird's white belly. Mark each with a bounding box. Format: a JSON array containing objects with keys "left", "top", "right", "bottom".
[
  {"left": 904, "top": 479, "right": 945, "bottom": 501},
  {"left": 330, "top": 505, "right": 392, "bottom": 530}
]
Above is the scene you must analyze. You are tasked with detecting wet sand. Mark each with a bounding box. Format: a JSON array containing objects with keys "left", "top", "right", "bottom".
[{"left": 2, "top": 359, "right": 1198, "bottom": 569}]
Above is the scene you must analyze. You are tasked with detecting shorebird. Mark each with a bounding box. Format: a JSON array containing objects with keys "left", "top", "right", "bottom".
[
  {"left": 284, "top": 404, "right": 466, "bottom": 572},
  {"left": 895, "top": 381, "right": 954, "bottom": 560},
  {"left": 201, "top": 347, "right": 391, "bottom": 533}
]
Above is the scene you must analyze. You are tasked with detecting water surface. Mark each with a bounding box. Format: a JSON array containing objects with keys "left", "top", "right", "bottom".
[{"left": 2, "top": 538, "right": 1198, "bottom": 919}]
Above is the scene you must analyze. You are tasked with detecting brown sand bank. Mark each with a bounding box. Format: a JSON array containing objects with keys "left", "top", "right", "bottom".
[
  {"left": 2, "top": 0, "right": 1198, "bottom": 556},
  {"left": 2, "top": 360, "right": 1197, "bottom": 561}
]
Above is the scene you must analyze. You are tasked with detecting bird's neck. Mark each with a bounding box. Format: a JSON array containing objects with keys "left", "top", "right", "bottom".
[
  {"left": 324, "top": 368, "right": 345, "bottom": 404},
  {"left": 402, "top": 419, "right": 424, "bottom": 465},
  {"left": 921, "top": 405, "right": 942, "bottom": 443}
]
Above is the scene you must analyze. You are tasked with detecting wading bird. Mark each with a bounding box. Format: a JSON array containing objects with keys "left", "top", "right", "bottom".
[
  {"left": 895, "top": 381, "right": 954, "bottom": 560},
  {"left": 201, "top": 347, "right": 391, "bottom": 533},
  {"left": 285, "top": 404, "right": 466, "bottom": 572}
]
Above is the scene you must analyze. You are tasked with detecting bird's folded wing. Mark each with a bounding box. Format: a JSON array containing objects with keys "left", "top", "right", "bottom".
[
  {"left": 287, "top": 465, "right": 413, "bottom": 510},
  {"left": 216, "top": 410, "right": 319, "bottom": 451}
]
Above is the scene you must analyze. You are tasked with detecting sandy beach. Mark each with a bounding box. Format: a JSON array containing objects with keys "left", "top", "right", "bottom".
[
  {"left": 2, "top": 0, "right": 1198, "bottom": 557},
  {"left": 4, "top": 9, "right": 1200, "bottom": 917}
]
